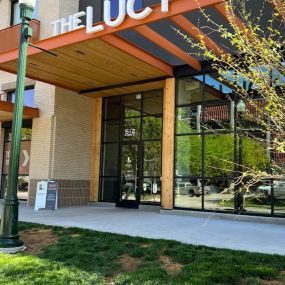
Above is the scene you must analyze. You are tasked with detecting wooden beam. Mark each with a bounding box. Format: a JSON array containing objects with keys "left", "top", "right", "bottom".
[
  {"left": 171, "top": 14, "right": 226, "bottom": 57},
  {"left": 0, "top": 101, "right": 39, "bottom": 118},
  {"left": 101, "top": 34, "right": 173, "bottom": 76},
  {"left": 0, "top": 0, "right": 224, "bottom": 64},
  {"left": 90, "top": 97, "right": 102, "bottom": 202},
  {"left": 134, "top": 25, "right": 201, "bottom": 70},
  {"left": 162, "top": 78, "right": 175, "bottom": 210}
]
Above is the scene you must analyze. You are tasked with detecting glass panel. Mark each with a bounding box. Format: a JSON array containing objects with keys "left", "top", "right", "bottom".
[
  {"left": 239, "top": 134, "right": 269, "bottom": 173},
  {"left": 143, "top": 141, "right": 161, "bottom": 177},
  {"left": 100, "top": 177, "right": 117, "bottom": 202},
  {"left": 176, "top": 106, "right": 202, "bottom": 134},
  {"left": 101, "top": 143, "right": 119, "bottom": 176},
  {"left": 141, "top": 178, "right": 161, "bottom": 203},
  {"left": 175, "top": 178, "right": 202, "bottom": 209},
  {"left": 104, "top": 120, "right": 119, "bottom": 142},
  {"left": 177, "top": 77, "right": 203, "bottom": 106},
  {"left": 17, "top": 176, "right": 29, "bottom": 200},
  {"left": 203, "top": 103, "right": 231, "bottom": 132},
  {"left": 122, "top": 117, "right": 141, "bottom": 141},
  {"left": 24, "top": 88, "right": 35, "bottom": 107},
  {"left": 239, "top": 181, "right": 271, "bottom": 214},
  {"left": 142, "top": 116, "right": 162, "bottom": 140},
  {"left": 12, "top": 2, "right": 21, "bottom": 25},
  {"left": 7, "top": 88, "right": 35, "bottom": 108},
  {"left": 2, "top": 175, "right": 29, "bottom": 200},
  {"left": 204, "top": 134, "right": 234, "bottom": 178},
  {"left": 121, "top": 144, "right": 138, "bottom": 201},
  {"left": 104, "top": 97, "right": 120, "bottom": 120},
  {"left": 143, "top": 90, "right": 163, "bottom": 115},
  {"left": 204, "top": 178, "right": 234, "bottom": 211},
  {"left": 273, "top": 179, "right": 285, "bottom": 215},
  {"left": 122, "top": 94, "right": 141, "bottom": 117},
  {"left": 175, "top": 135, "right": 202, "bottom": 177},
  {"left": 21, "top": 128, "right": 32, "bottom": 140}
]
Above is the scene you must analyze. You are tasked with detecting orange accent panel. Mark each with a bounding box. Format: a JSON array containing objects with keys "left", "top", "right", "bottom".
[
  {"left": 171, "top": 15, "right": 226, "bottom": 57},
  {"left": 214, "top": 3, "right": 245, "bottom": 30},
  {"left": 0, "top": 101, "right": 39, "bottom": 118},
  {"left": 101, "top": 34, "right": 173, "bottom": 76},
  {"left": 134, "top": 25, "right": 201, "bottom": 70},
  {"left": 0, "top": 0, "right": 223, "bottom": 64},
  {"left": 0, "top": 20, "right": 40, "bottom": 54},
  {"left": 272, "top": 0, "right": 285, "bottom": 21}
]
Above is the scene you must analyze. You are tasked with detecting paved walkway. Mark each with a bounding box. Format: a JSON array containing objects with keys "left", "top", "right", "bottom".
[{"left": 2, "top": 204, "right": 285, "bottom": 255}]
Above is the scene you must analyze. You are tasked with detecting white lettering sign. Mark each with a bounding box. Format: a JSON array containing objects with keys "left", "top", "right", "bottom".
[
  {"left": 51, "top": 0, "right": 169, "bottom": 36},
  {"left": 124, "top": 128, "right": 136, "bottom": 137}
]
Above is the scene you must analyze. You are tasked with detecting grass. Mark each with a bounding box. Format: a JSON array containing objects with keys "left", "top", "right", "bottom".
[{"left": 0, "top": 222, "right": 284, "bottom": 285}]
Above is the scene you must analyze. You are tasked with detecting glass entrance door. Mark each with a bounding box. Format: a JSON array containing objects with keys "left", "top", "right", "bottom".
[{"left": 117, "top": 143, "right": 140, "bottom": 208}]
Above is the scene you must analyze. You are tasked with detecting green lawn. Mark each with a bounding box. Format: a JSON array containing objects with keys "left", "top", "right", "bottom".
[{"left": 0, "top": 222, "right": 284, "bottom": 285}]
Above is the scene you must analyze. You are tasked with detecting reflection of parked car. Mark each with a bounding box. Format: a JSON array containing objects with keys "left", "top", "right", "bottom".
[
  {"left": 258, "top": 181, "right": 285, "bottom": 199},
  {"left": 185, "top": 183, "right": 201, "bottom": 197}
]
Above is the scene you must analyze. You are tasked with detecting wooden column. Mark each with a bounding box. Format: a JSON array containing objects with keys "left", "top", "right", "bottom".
[
  {"left": 90, "top": 97, "right": 102, "bottom": 202},
  {"left": 162, "top": 78, "right": 175, "bottom": 210}
]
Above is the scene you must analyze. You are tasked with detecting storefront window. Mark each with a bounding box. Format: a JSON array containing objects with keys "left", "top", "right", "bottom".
[
  {"left": 175, "top": 73, "right": 284, "bottom": 216},
  {"left": 175, "top": 74, "right": 234, "bottom": 211},
  {"left": 100, "top": 91, "right": 163, "bottom": 204},
  {"left": 204, "top": 179, "right": 234, "bottom": 211},
  {"left": 175, "top": 178, "right": 202, "bottom": 209},
  {"left": 204, "top": 134, "right": 234, "bottom": 178},
  {"left": 1, "top": 127, "right": 32, "bottom": 200},
  {"left": 175, "top": 135, "right": 202, "bottom": 177},
  {"left": 142, "top": 116, "right": 162, "bottom": 140}
]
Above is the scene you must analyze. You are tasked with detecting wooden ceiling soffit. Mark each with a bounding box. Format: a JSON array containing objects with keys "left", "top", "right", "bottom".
[
  {"left": 171, "top": 15, "right": 226, "bottom": 57},
  {"left": 100, "top": 34, "right": 173, "bottom": 76},
  {"left": 0, "top": 0, "right": 224, "bottom": 65},
  {"left": 134, "top": 25, "right": 201, "bottom": 71}
]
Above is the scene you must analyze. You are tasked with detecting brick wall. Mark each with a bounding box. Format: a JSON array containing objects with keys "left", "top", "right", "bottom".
[{"left": 52, "top": 88, "right": 94, "bottom": 180}]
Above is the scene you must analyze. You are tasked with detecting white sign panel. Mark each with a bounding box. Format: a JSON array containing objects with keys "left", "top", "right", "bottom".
[
  {"left": 35, "top": 181, "right": 58, "bottom": 211},
  {"left": 51, "top": 0, "right": 169, "bottom": 36},
  {"left": 34, "top": 181, "right": 48, "bottom": 211}
]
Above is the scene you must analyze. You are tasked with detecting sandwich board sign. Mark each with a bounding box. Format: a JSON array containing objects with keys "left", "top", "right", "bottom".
[{"left": 35, "top": 181, "right": 58, "bottom": 211}]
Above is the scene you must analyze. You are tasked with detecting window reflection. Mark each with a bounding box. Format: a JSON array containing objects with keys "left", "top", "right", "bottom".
[
  {"left": 141, "top": 178, "right": 161, "bottom": 203},
  {"left": 175, "top": 178, "right": 202, "bottom": 209},
  {"left": 204, "top": 179, "right": 234, "bottom": 211},
  {"left": 175, "top": 135, "right": 202, "bottom": 177},
  {"left": 143, "top": 141, "right": 161, "bottom": 177},
  {"left": 177, "top": 77, "right": 203, "bottom": 105}
]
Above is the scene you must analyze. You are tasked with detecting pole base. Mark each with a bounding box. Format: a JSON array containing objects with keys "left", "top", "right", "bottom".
[
  {"left": 0, "top": 236, "right": 24, "bottom": 249},
  {"left": 0, "top": 245, "right": 26, "bottom": 254}
]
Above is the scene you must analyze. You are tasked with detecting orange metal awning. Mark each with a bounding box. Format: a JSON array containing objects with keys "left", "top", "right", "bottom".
[{"left": 0, "top": 0, "right": 279, "bottom": 96}]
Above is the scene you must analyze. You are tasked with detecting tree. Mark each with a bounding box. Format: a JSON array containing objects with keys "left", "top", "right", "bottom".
[{"left": 176, "top": 0, "right": 285, "bottom": 194}]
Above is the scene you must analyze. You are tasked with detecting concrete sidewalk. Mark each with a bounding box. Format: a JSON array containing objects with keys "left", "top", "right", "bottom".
[{"left": 2, "top": 203, "right": 285, "bottom": 255}]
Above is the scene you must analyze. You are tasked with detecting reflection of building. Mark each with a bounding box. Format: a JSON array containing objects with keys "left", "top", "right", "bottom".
[{"left": 0, "top": 0, "right": 284, "bottom": 218}]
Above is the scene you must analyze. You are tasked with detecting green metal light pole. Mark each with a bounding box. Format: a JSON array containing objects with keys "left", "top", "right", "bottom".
[{"left": 0, "top": 0, "right": 35, "bottom": 253}]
